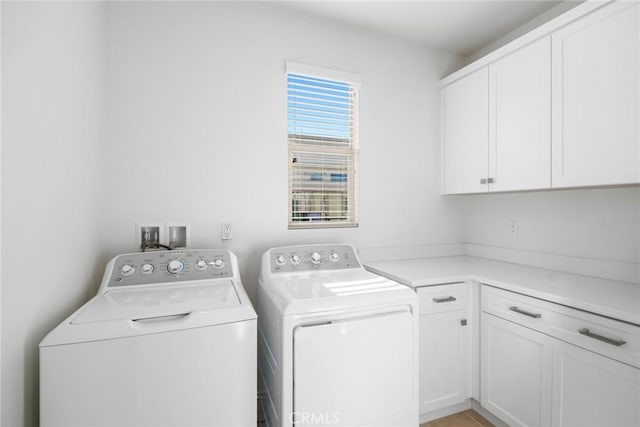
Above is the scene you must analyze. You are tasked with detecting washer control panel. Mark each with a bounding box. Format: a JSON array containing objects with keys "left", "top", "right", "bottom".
[
  {"left": 270, "top": 244, "right": 361, "bottom": 273},
  {"left": 108, "top": 249, "right": 232, "bottom": 288}
]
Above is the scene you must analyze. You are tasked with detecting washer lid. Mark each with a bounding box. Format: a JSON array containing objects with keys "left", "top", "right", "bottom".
[
  {"left": 72, "top": 280, "right": 240, "bottom": 324},
  {"left": 261, "top": 269, "right": 417, "bottom": 315}
]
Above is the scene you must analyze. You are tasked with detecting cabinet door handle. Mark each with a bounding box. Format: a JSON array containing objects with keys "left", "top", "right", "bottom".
[
  {"left": 433, "top": 296, "right": 457, "bottom": 303},
  {"left": 487, "top": 177, "right": 494, "bottom": 184},
  {"left": 509, "top": 306, "right": 542, "bottom": 318},
  {"left": 579, "top": 328, "right": 626, "bottom": 347},
  {"left": 480, "top": 178, "right": 487, "bottom": 184}
]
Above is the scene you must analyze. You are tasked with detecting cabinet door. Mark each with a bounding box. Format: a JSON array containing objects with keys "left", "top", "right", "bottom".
[
  {"left": 481, "top": 313, "right": 553, "bottom": 427},
  {"left": 552, "top": 340, "right": 640, "bottom": 427},
  {"left": 441, "top": 68, "right": 489, "bottom": 194},
  {"left": 419, "top": 310, "right": 471, "bottom": 414},
  {"left": 551, "top": 2, "right": 640, "bottom": 187},
  {"left": 489, "top": 37, "right": 551, "bottom": 192}
]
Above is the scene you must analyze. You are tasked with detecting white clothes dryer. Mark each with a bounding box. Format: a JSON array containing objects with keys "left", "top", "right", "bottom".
[
  {"left": 257, "top": 244, "right": 419, "bottom": 427},
  {"left": 40, "top": 249, "right": 256, "bottom": 427}
]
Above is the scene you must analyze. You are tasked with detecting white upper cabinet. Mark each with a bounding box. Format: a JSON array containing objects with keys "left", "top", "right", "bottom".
[
  {"left": 551, "top": 1, "right": 640, "bottom": 187},
  {"left": 489, "top": 37, "right": 551, "bottom": 192},
  {"left": 440, "top": 1, "right": 640, "bottom": 194},
  {"left": 441, "top": 68, "right": 489, "bottom": 194},
  {"left": 441, "top": 38, "right": 551, "bottom": 194}
]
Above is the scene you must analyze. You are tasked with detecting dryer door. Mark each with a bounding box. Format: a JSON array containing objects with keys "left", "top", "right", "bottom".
[{"left": 292, "top": 309, "right": 416, "bottom": 426}]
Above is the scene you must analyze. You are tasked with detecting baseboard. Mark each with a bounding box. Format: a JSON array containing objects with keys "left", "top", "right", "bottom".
[
  {"left": 466, "top": 243, "right": 639, "bottom": 284},
  {"left": 419, "top": 400, "right": 472, "bottom": 424},
  {"left": 471, "top": 400, "right": 509, "bottom": 427},
  {"left": 358, "top": 243, "right": 466, "bottom": 263},
  {"left": 418, "top": 398, "right": 512, "bottom": 426}
]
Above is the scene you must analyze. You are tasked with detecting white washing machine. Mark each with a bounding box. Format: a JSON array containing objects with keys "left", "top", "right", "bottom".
[
  {"left": 40, "top": 249, "right": 256, "bottom": 427},
  {"left": 257, "top": 244, "right": 419, "bottom": 427}
]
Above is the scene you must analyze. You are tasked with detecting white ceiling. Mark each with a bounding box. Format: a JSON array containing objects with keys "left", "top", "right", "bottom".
[{"left": 272, "top": 1, "right": 567, "bottom": 56}]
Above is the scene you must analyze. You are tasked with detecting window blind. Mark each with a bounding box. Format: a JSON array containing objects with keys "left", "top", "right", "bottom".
[{"left": 287, "top": 71, "right": 359, "bottom": 228}]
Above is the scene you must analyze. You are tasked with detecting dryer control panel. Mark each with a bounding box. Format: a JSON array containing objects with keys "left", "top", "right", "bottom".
[
  {"left": 106, "top": 249, "right": 233, "bottom": 288},
  {"left": 270, "top": 244, "right": 361, "bottom": 273}
]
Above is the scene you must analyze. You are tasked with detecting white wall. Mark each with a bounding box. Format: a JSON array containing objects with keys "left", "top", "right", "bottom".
[
  {"left": 0, "top": 3, "right": 463, "bottom": 424},
  {"left": 6, "top": 3, "right": 634, "bottom": 426},
  {"left": 104, "top": 2, "right": 466, "bottom": 300},
  {"left": 464, "top": 187, "right": 640, "bottom": 264},
  {"left": 1, "top": 3, "right": 107, "bottom": 426}
]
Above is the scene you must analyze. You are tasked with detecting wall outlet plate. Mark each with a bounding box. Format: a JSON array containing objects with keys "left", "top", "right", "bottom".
[
  {"left": 509, "top": 220, "right": 519, "bottom": 237},
  {"left": 222, "top": 223, "right": 232, "bottom": 240}
]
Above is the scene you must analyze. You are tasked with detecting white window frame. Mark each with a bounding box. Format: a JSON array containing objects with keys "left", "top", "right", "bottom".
[{"left": 286, "top": 61, "right": 361, "bottom": 229}]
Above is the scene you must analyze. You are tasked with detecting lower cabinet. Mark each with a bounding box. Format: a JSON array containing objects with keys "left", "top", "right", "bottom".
[
  {"left": 552, "top": 340, "right": 640, "bottom": 427},
  {"left": 481, "top": 313, "right": 553, "bottom": 427},
  {"left": 481, "top": 286, "right": 640, "bottom": 427},
  {"left": 414, "top": 280, "right": 639, "bottom": 425},
  {"left": 418, "top": 283, "right": 474, "bottom": 415}
]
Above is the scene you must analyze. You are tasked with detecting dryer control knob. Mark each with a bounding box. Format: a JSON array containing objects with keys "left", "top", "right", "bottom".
[
  {"left": 212, "top": 259, "right": 225, "bottom": 269},
  {"left": 195, "top": 259, "right": 208, "bottom": 271},
  {"left": 141, "top": 263, "right": 154, "bottom": 275},
  {"left": 309, "top": 252, "right": 322, "bottom": 265},
  {"left": 120, "top": 264, "right": 135, "bottom": 277},
  {"left": 275, "top": 255, "right": 286, "bottom": 266},
  {"left": 330, "top": 252, "right": 340, "bottom": 263},
  {"left": 290, "top": 254, "right": 301, "bottom": 265},
  {"left": 167, "top": 260, "right": 184, "bottom": 274}
]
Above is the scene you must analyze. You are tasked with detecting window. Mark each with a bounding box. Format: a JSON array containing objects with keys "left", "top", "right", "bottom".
[{"left": 287, "top": 62, "right": 360, "bottom": 229}]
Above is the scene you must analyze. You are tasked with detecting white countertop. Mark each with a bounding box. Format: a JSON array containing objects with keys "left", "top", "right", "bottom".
[{"left": 365, "top": 256, "right": 640, "bottom": 325}]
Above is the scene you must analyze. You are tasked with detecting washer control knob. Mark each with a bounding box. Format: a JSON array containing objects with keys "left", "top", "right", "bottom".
[
  {"left": 330, "top": 252, "right": 340, "bottom": 263},
  {"left": 167, "top": 260, "right": 184, "bottom": 274},
  {"left": 212, "top": 259, "right": 225, "bottom": 269},
  {"left": 275, "top": 255, "right": 286, "bottom": 266},
  {"left": 141, "top": 263, "right": 154, "bottom": 275},
  {"left": 309, "top": 252, "right": 322, "bottom": 265},
  {"left": 195, "top": 259, "right": 208, "bottom": 271},
  {"left": 120, "top": 264, "right": 135, "bottom": 277},
  {"left": 290, "top": 254, "right": 301, "bottom": 265}
]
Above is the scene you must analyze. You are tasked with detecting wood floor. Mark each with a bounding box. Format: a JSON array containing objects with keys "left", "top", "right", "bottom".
[
  {"left": 256, "top": 402, "right": 494, "bottom": 427},
  {"left": 420, "top": 409, "right": 494, "bottom": 427}
]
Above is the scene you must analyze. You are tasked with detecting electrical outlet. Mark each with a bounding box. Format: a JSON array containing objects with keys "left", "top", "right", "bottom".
[
  {"left": 222, "top": 223, "right": 232, "bottom": 240},
  {"left": 509, "top": 220, "right": 519, "bottom": 237}
]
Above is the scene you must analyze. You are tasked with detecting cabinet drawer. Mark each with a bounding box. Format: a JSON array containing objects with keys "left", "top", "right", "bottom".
[
  {"left": 418, "top": 283, "right": 468, "bottom": 315},
  {"left": 481, "top": 285, "right": 640, "bottom": 368}
]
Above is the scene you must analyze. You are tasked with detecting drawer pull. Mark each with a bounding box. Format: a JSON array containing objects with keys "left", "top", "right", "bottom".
[
  {"left": 433, "top": 296, "right": 457, "bottom": 303},
  {"left": 509, "top": 306, "right": 542, "bottom": 318},
  {"left": 579, "top": 328, "right": 626, "bottom": 347}
]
